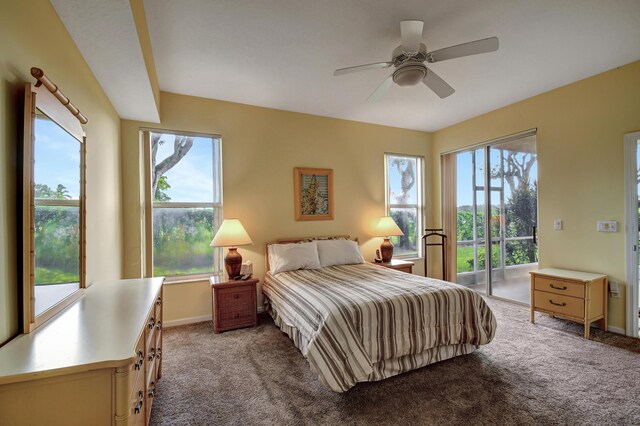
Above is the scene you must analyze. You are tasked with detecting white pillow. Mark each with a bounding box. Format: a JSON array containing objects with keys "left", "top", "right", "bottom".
[
  {"left": 268, "top": 241, "right": 322, "bottom": 275},
  {"left": 316, "top": 239, "right": 364, "bottom": 267}
]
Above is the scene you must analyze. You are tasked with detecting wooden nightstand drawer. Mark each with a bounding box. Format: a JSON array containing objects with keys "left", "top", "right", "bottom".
[
  {"left": 219, "top": 305, "right": 255, "bottom": 327},
  {"left": 534, "top": 290, "right": 584, "bottom": 319},
  {"left": 219, "top": 286, "right": 253, "bottom": 307},
  {"left": 534, "top": 276, "right": 584, "bottom": 298}
]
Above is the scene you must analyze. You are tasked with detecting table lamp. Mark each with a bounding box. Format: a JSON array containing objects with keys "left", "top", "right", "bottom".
[
  {"left": 210, "top": 219, "right": 254, "bottom": 278},
  {"left": 373, "top": 216, "right": 404, "bottom": 262}
]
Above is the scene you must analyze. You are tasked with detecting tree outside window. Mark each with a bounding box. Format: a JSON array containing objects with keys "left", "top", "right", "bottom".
[
  {"left": 385, "top": 154, "right": 424, "bottom": 257},
  {"left": 146, "top": 130, "right": 222, "bottom": 277}
]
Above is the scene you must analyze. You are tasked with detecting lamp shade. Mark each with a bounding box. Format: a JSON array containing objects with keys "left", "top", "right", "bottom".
[
  {"left": 210, "top": 219, "right": 254, "bottom": 247},
  {"left": 373, "top": 216, "right": 404, "bottom": 237}
]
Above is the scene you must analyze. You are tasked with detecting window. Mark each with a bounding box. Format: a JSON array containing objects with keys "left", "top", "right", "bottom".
[
  {"left": 144, "top": 130, "right": 222, "bottom": 278},
  {"left": 385, "top": 153, "right": 424, "bottom": 257}
]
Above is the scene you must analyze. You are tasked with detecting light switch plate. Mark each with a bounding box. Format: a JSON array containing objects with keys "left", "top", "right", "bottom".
[
  {"left": 554, "top": 219, "right": 562, "bottom": 230},
  {"left": 597, "top": 220, "right": 617, "bottom": 232}
]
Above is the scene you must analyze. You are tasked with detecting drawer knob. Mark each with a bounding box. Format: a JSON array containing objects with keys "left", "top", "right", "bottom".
[
  {"left": 550, "top": 284, "right": 567, "bottom": 290},
  {"left": 148, "top": 348, "right": 156, "bottom": 361},
  {"left": 156, "top": 298, "right": 162, "bottom": 306},
  {"left": 134, "top": 350, "right": 144, "bottom": 370},
  {"left": 156, "top": 321, "right": 162, "bottom": 330},
  {"left": 234, "top": 294, "right": 239, "bottom": 299},
  {"left": 148, "top": 317, "right": 155, "bottom": 329},
  {"left": 156, "top": 348, "right": 162, "bottom": 359},
  {"left": 134, "top": 398, "right": 143, "bottom": 414},
  {"left": 549, "top": 299, "right": 567, "bottom": 307}
]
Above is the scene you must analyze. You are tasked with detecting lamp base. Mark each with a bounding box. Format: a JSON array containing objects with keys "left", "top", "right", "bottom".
[
  {"left": 380, "top": 238, "right": 394, "bottom": 262},
  {"left": 225, "top": 247, "right": 243, "bottom": 279}
]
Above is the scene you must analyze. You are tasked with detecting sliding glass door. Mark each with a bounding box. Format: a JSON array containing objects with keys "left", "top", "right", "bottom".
[{"left": 455, "top": 134, "right": 538, "bottom": 304}]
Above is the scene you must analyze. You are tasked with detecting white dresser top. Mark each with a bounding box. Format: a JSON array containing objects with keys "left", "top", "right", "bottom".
[
  {"left": 0, "top": 277, "right": 163, "bottom": 385},
  {"left": 531, "top": 268, "right": 607, "bottom": 282}
]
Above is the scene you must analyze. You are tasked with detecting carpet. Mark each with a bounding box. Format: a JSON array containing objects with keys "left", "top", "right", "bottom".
[{"left": 150, "top": 298, "right": 640, "bottom": 425}]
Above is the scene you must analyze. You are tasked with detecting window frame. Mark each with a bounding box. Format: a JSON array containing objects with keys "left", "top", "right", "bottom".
[
  {"left": 384, "top": 152, "right": 425, "bottom": 259},
  {"left": 142, "top": 128, "right": 223, "bottom": 282}
]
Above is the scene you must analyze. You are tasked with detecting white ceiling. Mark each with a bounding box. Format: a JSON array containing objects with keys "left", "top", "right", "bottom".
[
  {"left": 54, "top": 0, "right": 640, "bottom": 132},
  {"left": 51, "top": 0, "right": 160, "bottom": 123}
]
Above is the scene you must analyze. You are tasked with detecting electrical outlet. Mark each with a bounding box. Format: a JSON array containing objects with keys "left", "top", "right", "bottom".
[
  {"left": 554, "top": 219, "right": 562, "bottom": 231},
  {"left": 597, "top": 220, "right": 617, "bottom": 233}
]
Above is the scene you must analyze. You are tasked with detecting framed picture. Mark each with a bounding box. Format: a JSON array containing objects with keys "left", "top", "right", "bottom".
[{"left": 294, "top": 167, "right": 334, "bottom": 221}]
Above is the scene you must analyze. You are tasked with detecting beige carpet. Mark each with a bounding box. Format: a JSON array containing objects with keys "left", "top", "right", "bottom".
[{"left": 150, "top": 298, "right": 640, "bottom": 425}]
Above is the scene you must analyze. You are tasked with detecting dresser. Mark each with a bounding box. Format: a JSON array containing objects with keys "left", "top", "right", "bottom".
[
  {"left": 530, "top": 268, "right": 607, "bottom": 339},
  {"left": 210, "top": 277, "right": 258, "bottom": 333},
  {"left": 0, "top": 277, "right": 164, "bottom": 426}
]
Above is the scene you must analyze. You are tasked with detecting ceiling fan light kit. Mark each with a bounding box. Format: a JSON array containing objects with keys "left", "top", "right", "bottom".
[
  {"left": 393, "top": 61, "right": 427, "bottom": 86},
  {"left": 334, "top": 20, "right": 499, "bottom": 101}
]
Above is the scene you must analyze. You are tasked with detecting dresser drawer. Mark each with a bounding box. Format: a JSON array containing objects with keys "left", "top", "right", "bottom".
[
  {"left": 128, "top": 365, "right": 145, "bottom": 426},
  {"left": 129, "top": 335, "right": 145, "bottom": 397},
  {"left": 218, "top": 286, "right": 254, "bottom": 307},
  {"left": 219, "top": 305, "right": 255, "bottom": 327},
  {"left": 146, "top": 362, "right": 157, "bottom": 425},
  {"left": 534, "top": 290, "right": 584, "bottom": 319},
  {"left": 534, "top": 276, "right": 584, "bottom": 298}
]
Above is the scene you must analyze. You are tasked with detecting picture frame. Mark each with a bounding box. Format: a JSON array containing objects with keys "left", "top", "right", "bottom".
[{"left": 293, "top": 167, "right": 334, "bottom": 221}]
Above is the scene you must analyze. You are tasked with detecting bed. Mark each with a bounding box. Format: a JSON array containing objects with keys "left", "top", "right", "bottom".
[{"left": 262, "top": 237, "right": 496, "bottom": 392}]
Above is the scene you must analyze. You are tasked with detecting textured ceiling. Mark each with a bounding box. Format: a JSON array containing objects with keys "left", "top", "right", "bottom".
[
  {"left": 53, "top": 0, "right": 640, "bottom": 131},
  {"left": 51, "top": 0, "right": 160, "bottom": 122},
  {"left": 143, "top": 0, "right": 640, "bottom": 131}
]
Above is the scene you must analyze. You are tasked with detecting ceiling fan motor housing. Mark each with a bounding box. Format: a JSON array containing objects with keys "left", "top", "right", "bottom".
[{"left": 393, "top": 61, "right": 427, "bottom": 86}]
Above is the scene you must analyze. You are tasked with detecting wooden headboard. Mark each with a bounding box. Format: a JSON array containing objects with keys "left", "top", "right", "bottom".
[{"left": 264, "top": 235, "right": 356, "bottom": 272}]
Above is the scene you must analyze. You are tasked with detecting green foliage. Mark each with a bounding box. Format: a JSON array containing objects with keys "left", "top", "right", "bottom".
[
  {"left": 505, "top": 181, "right": 538, "bottom": 266},
  {"left": 456, "top": 180, "right": 538, "bottom": 272},
  {"left": 154, "top": 175, "right": 172, "bottom": 201},
  {"left": 34, "top": 206, "right": 79, "bottom": 284},
  {"left": 390, "top": 209, "right": 417, "bottom": 254},
  {"left": 35, "top": 183, "right": 71, "bottom": 200},
  {"left": 153, "top": 208, "right": 217, "bottom": 276},
  {"left": 35, "top": 267, "right": 78, "bottom": 285}
]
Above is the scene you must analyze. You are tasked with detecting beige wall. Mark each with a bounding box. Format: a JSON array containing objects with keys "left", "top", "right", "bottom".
[
  {"left": 0, "top": 1, "right": 123, "bottom": 344},
  {"left": 431, "top": 61, "right": 640, "bottom": 331},
  {"left": 121, "top": 92, "right": 431, "bottom": 323}
]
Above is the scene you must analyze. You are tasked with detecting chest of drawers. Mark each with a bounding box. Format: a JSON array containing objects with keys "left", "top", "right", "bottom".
[
  {"left": 530, "top": 268, "right": 608, "bottom": 339},
  {"left": 0, "top": 277, "right": 164, "bottom": 425}
]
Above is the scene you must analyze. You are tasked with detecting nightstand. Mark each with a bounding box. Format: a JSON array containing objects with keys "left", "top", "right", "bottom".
[
  {"left": 210, "top": 276, "right": 258, "bottom": 333},
  {"left": 371, "top": 259, "right": 414, "bottom": 274}
]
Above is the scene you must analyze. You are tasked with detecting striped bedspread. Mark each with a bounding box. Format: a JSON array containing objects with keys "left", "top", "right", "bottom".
[{"left": 263, "top": 263, "right": 497, "bottom": 392}]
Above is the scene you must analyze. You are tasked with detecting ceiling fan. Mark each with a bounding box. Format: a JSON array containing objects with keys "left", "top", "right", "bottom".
[{"left": 333, "top": 20, "right": 499, "bottom": 101}]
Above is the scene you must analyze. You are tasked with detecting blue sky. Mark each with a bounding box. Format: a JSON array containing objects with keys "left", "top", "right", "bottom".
[
  {"left": 35, "top": 116, "right": 80, "bottom": 199},
  {"left": 153, "top": 134, "right": 219, "bottom": 202},
  {"left": 387, "top": 155, "right": 417, "bottom": 204},
  {"left": 456, "top": 149, "right": 538, "bottom": 207},
  {"left": 35, "top": 123, "right": 220, "bottom": 203}
]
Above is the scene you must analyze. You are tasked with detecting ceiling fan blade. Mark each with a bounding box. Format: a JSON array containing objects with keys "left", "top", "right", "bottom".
[
  {"left": 423, "top": 68, "right": 455, "bottom": 99},
  {"left": 427, "top": 37, "right": 499, "bottom": 63},
  {"left": 334, "top": 62, "right": 393, "bottom": 76},
  {"left": 400, "top": 20, "right": 424, "bottom": 53},
  {"left": 367, "top": 75, "right": 394, "bottom": 102}
]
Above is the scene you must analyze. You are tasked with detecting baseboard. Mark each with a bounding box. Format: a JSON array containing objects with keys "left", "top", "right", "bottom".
[
  {"left": 164, "top": 315, "right": 212, "bottom": 328},
  {"left": 164, "top": 307, "right": 265, "bottom": 328},
  {"left": 607, "top": 325, "right": 626, "bottom": 335}
]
